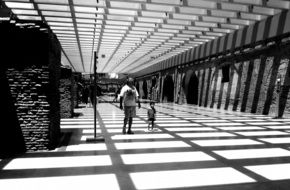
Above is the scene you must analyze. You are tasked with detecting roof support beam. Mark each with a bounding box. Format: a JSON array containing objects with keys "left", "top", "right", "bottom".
[{"left": 68, "top": 0, "right": 85, "bottom": 72}]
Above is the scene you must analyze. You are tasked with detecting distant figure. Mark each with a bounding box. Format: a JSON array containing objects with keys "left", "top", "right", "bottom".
[
  {"left": 147, "top": 101, "right": 156, "bottom": 131},
  {"left": 113, "top": 86, "right": 121, "bottom": 102},
  {"left": 119, "top": 77, "right": 141, "bottom": 134},
  {"left": 82, "top": 85, "right": 89, "bottom": 106}
]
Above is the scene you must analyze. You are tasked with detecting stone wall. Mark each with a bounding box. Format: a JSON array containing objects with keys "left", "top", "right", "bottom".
[
  {"left": 141, "top": 41, "right": 290, "bottom": 118},
  {"left": 2, "top": 22, "right": 61, "bottom": 153},
  {"left": 60, "top": 68, "right": 74, "bottom": 118},
  {"left": 190, "top": 53, "right": 290, "bottom": 117},
  {"left": 6, "top": 66, "right": 51, "bottom": 151}
]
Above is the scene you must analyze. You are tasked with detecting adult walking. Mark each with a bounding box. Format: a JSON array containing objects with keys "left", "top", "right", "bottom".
[{"left": 119, "top": 77, "right": 141, "bottom": 134}]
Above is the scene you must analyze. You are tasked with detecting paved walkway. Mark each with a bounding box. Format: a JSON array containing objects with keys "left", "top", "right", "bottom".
[{"left": 1, "top": 102, "right": 290, "bottom": 190}]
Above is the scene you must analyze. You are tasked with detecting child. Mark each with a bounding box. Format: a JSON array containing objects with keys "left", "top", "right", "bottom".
[{"left": 147, "top": 101, "right": 156, "bottom": 131}]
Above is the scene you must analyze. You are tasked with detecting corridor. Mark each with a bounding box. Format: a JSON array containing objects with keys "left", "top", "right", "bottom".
[{"left": 1, "top": 102, "right": 290, "bottom": 190}]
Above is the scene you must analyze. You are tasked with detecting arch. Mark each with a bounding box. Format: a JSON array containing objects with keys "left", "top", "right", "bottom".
[
  {"left": 162, "top": 75, "right": 174, "bottom": 102},
  {"left": 187, "top": 72, "right": 199, "bottom": 105}
]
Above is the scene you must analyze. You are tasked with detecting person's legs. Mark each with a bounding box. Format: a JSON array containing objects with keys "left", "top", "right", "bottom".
[
  {"left": 123, "top": 118, "right": 128, "bottom": 134},
  {"left": 126, "top": 106, "right": 136, "bottom": 134},
  {"left": 127, "top": 117, "right": 134, "bottom": 134},
  {"left": 148, "top": 120, "right": 151, "bottom": 130},
  {"left": 123, "top": 107, "right": 130, "bottom": 134},
  {"left": 151, "top": 120, "right": 154, "bottom": 130}
]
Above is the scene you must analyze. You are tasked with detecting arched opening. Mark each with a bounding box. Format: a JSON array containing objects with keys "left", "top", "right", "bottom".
[
  {"left": 187, "top": 73, "right": 199, "bottom": 105},
  {"left": 163, "top": 75, "right": 174, "bottom": 102}
]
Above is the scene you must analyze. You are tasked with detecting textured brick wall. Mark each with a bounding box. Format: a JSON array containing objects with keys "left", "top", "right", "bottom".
[
  {"left": 60, "top": 68, "right": 74, "bottom": 118},
  {"left": 60, "top": 78, "right": 74, "bottom": 118},
  {"left": 3, "top": 23, "right": 61, "bottom": 152},
  {"left": 6, "top": 66, "right": 51, "bottom": 151},
  {"left": 147, "top": 46, "right": 290, "bottom": 117},
  {"left": 198, "top": 54, "right": 290, "bottom": 117}
]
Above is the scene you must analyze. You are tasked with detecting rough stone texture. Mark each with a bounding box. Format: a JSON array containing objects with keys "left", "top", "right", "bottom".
[
  {"left": 60, "top": 68, "right": 75, "bottom": 118},
  {"left": 3, "top": 24, "right": 61, "bottom": 152},
  {"left": 7, "top": 66, "right": 51, "bottom": 151},
  {"left": 150, "top": 49, "right": 290, "bottom": 117},
  {"left": 255, "top": 58, "right": 272, "bottom": 114},
  {"left": 246, "top": 59, "right": 260, "bottom": 113},
  {"left": 280, "top": 58, "right": 290, "bottom": 117},
  {"left": 60, "top": 78, "right": 74, "bottom": 118},
  {"left": 202, "top": 55, "right": 289, "bottom": 117}
]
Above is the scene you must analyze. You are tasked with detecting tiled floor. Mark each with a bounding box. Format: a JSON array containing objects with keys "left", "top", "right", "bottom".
[{"left": 1, "top": 102, "right": 290, "bottom": 190}]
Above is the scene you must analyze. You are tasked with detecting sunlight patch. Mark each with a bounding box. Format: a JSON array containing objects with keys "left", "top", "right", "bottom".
[
  {"left": 203, "top": 123, "right": 244, "bottom": 126},
  {"left": 130, "top": 168, "right": 255, "bottom": 189},
  {"left": 112, "top": 134, "right": 173, "bottom": 140},
  {"left": 177, "top": 132, "right": 235, "bottom": 138},
  {"left": 61, "top": 124, "right": 95, "bottom": 129},
  {"left": 236, "top": 131, "right": 289, "bottom": 136},
  {"left": 121, "top": 151, "right": 215, "bottom": 164},
  {"left": 4, "top": 155, "right": 111, "bottom": 170},
  {"left": 0, "top": 174, "right": 119, "bottom": 190},
  {"left": 217, "top": 126, "right": 263, "bottom": 130},
  {"left": 214, "top": 148, "right": 290, "bottom": 159},
  {"left": 165, "top": 127, "right": 216, "bottom": 131},
  {"left": 245, "top": 163, "right": 290, "bottom": 180},
  {"left": 64, "top": 144, "right": 107, "bottom": 151},
  {"left": 247, "top": 122, "right": 283, "bottom": 125},
  {"left": 259, "top": 137, "right": 290, "bottom": 144},
  {"left": 115, "top": 141, "right": 190, "bottom": 150},
  {"left": 158, "top": 123, "right": 201, "bottom": 127},
  {"left": 192, "top": 139, "right": 263, "bottom": 147}
]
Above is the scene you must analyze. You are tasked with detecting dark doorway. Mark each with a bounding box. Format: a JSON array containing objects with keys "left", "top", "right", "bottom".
[
  {"left": 142, "top": 80, "right": 148, "bottom": 99},
  {"left": 152, "top": 77, "right": 156, "bottom": 87},
  {"left": 163, "top": 75, "right": 174, "bottom": 102},
  {"left": 187, "top": 73, "right": 199, "bottom": 105},
  {"left": 182, "top": 74, "right": 186, "bottom": 91}
]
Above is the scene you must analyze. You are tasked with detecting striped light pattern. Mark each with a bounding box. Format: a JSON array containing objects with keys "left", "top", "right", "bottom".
[{"left": 3, "top": 0, "right": 289, "bottom": 74}]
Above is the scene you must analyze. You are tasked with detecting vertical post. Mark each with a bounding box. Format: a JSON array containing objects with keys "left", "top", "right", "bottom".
[
  {"left": 86, "top": 51, "right": 105, "bottom": 142},
  {"left": 93, "top": 51, "right": 97, "bottom": 138}
]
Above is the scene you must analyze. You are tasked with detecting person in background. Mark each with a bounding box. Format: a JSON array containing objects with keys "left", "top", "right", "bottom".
[
  {"left": 119, "top": 77, "right": 141, "bottom": 134},
  {"left": 82, "top": 85, "right": 89, "bottom": 107},
  {"left": 147, "top": 101, "right": 156, "bottom": 131},
  {"left": 113, "top": 86, "right": 121, "bottom": 102}
]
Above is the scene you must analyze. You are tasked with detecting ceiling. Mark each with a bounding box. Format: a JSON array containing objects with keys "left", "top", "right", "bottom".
[{"left": 2, "top": 0, "right": 290, "bottom": 74}]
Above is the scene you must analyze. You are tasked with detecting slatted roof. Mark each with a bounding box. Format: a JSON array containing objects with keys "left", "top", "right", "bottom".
[{"left": 2, "top": 0, "right": 290, "bottom": 74}]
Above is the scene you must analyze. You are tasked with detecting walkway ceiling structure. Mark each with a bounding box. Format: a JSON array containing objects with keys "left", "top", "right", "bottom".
[{"left": 2, "top": 0, "right": 290, "bottom": 74}]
